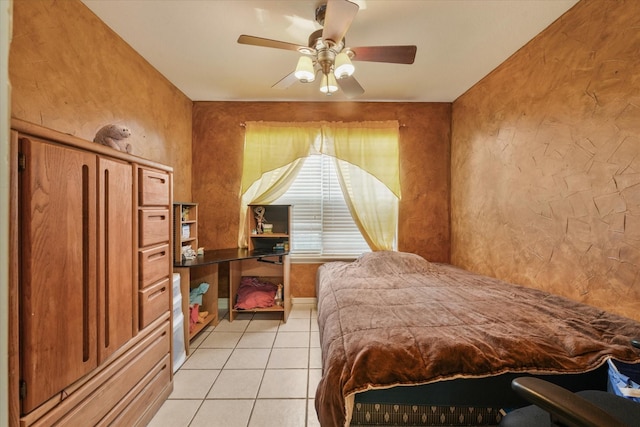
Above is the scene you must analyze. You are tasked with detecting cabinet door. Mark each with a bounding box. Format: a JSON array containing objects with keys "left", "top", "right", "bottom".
[
  {"left": 19, "top": 138, "right": 98, "bottom": 414},
  {"left": 98, "top": 157, "right": 134, "bottom": 361}
]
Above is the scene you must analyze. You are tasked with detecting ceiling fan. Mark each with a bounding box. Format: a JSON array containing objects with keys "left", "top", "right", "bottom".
[{"left": 237, "top": 0, "right": 417, "bottom": 98}]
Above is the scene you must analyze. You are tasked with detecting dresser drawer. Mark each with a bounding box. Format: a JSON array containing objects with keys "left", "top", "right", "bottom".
[
  {"left": 139, "top": 168, "right": 170, "bottom": 206},
  {"left": 105, "top": 354, "right": 172, "bottom": 426},
  {"left": 139, "top": 244, "right": 170, "bottom": 288},
  {"left": 139, "top": 278, "right": 170, "bottom": 329},
  {"left": 139, "top": 208, "right": 170, "bottom": 247},
  {"left": 32, "top": 320, "right": 170, "bottom": 427}
]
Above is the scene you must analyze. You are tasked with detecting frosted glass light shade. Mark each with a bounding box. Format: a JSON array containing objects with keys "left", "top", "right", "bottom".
[
  {"left": 320, "top": 73, "right": 338, "bottom": 94},
  {"left": 294, "top": 56, "right": 315, "bottom": 82},
  {"left": 334, "top": 52, "right": 355, "bottom": 79}
]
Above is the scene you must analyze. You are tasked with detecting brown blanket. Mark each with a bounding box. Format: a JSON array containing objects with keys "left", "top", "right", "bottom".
[{"left": 314, "top": 251, "right": 640, "bottom": 427}]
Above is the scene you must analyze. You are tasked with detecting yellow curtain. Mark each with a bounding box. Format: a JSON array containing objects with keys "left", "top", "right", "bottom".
[
  {"left": 238, "top": 121, "right": 317, "bottom": 247},
  {"left": 238, "top": 120, "right": 400, "bottom": 251},
  {"left": 333, "top": 157, "right": 399, "bottom": 250},
  {"left": 240, "top": 122, "right": 318, "bottom": 195},
  {"left": 321, "top": 121, "right": 401, "bottom": 199},
  {"left": 238, "top": 159, "right": 306, "bottom": 247},
  {"left": 324, "top": 121, "right": 400, "bottom": 250}
]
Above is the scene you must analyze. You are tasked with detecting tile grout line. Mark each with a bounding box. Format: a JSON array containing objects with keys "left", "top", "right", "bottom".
[
  {"left": 246, "top": 312, "right": 275, "bottom": 427},
  {"left": 166, "top": 306, "right": 318, "bottom": 426},
  {"left": 184, "top": 317, "right": 216, "bottom": 427}
]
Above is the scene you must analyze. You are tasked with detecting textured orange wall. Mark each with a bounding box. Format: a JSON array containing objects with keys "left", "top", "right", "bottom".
[
  {"left": 193, "top": 102, "right": 451, "bottom": 297},
  {"left": 452, "top": 0, "right": 640, "bottom": 320},
  {"left": 9, "top": 0, "right": 193, "bottom": 200}
]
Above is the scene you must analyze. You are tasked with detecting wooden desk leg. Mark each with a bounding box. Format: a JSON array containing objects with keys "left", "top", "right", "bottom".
[
  {"left": 229, "top": 260, "right": 242, "bottom": 322},
  {"left": 283, "top": 255, "right": 291, "bottom": 323},
  {"left": 198, "top": 264, "right": 219, "bottom": 327}
]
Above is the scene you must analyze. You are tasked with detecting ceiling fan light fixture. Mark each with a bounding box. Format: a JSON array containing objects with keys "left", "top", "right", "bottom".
[
  {"left": 238, "top": 0, "right": 417, "bottom": 98},
  {"left": 320, "top": 72, "right": 338, "bottom": 94},
  {"left": 334, "top": 52, "right": 354, "bottom": 79},
  {"left": 294, "top": 56, "right": 315, "bottom": 82}
]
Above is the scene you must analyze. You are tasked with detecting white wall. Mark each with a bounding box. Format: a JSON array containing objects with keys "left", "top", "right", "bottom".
[{"left": 1, "top": 1, "right": 12, "bottom": 425}]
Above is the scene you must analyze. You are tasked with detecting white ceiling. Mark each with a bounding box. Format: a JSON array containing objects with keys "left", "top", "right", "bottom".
[{"left": 81, "top": 0, "right": 578, "bottom": 103}]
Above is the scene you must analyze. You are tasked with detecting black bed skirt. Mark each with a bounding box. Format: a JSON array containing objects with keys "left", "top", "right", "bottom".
[
  {"left": 351, "top": 403, "right": 502, "bottom": 426},
  {"left": 350, "top": 365, "right": 608, "bottom": 426}
]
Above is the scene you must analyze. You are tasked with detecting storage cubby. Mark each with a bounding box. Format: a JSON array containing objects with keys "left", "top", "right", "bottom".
[
  {"left": 247, "top": 204, "right": 290, "bottom": 252},
  {"left": 228, "top": 204, "right": 291, "bottom": 322},
  {"left": 173, "top": 202, "right": 198, "bottom": 263},
  {"left": 172, "top": 202, "right": 218, "bottom": 354}
]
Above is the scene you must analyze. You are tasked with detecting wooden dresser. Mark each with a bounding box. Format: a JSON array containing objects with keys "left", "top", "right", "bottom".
[{"left": 8, "top": 119, "right": 173, "bottom": 426}]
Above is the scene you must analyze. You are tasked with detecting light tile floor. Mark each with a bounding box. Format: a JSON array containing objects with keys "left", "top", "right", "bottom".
[{"left": 148, "top": 304, "right": 322, "bottom": 427}]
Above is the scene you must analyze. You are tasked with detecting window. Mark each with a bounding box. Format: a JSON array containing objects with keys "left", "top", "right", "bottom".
[
  {"left": 274, "top": 154, "right": 371, "bottom": 260},
  {"left": 239, "top": 120, "right": 400, "bottom": 253}
]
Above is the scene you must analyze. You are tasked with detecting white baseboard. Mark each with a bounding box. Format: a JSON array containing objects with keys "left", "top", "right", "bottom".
[{"left": 219, "top": 297, "right": 316, "bottom": 308}]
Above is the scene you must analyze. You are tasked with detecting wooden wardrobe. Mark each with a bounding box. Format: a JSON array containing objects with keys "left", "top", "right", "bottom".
[{"left": 9, "top": 119, "right": 174, "bottom": 426}]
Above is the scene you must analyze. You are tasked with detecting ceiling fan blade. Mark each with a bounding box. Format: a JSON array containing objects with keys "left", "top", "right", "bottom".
[
  {"left": 322, "top": 0, "right": 359, "bottom": 44},
  {"left": 272, "top": 71, "right": 299, "bottom": 89},
  {"left": 337, "top": 75, "right": 364, "bottom": 98},
  {"left": 350, "top": 45, "right": 417, "bottom": 64},
  {"left": 238, "top": 35, "right": 310, "bottom": 54}
]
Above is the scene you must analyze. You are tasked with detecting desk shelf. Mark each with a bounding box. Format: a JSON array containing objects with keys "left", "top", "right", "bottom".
[
  {"left": 173, "top": 202, "right": 218, "bottom": 355},
  {"left": 173, "top": 202, "right": 198, "bottom": 263},
  {"left": 250, "top": 233, "right": 288, "bottom": 238},
  {"left": 228, "top": 255, "right": 290, "bottom": 322},
  {"left": 174, "top": 264, "right": 218, "bottom": 355},
  {"left": 189, "top": 312, "right": 217, "bottom": 340}
]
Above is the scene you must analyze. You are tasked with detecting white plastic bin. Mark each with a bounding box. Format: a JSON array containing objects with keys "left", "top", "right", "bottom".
[
  {"left": 173, "top": 312, "right": 186, "bottom": 373},
  {"left": 173, "top": 290, "right": 182, "bottom": 321},
  {"left": 171, "top": 273, "right": 186, "bottom": 372},
  {"left": 172, "top": 273, "right": 181, "bottom": 298}
]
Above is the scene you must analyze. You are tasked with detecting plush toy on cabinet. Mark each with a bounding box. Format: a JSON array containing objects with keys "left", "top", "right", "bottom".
[{"left": 93, "top": 124, "right": 132, "bottom": 153}]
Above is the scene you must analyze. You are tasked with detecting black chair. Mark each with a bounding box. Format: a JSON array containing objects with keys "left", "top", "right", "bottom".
[{"left": 500, "top": 339, "right": 640, "bottom": 427}]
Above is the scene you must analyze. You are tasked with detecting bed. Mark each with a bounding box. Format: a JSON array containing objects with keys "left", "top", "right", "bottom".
[{"left": 314, "top": 251, "right": 640, "bottom": 426}]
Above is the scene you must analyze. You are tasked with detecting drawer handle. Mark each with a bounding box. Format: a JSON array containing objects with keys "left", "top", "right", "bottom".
[
  {"left": 148, "top": 175, "right": 166, "bottom": 184},
  {"left": 149, "top": 286, "right": 166, "bottom": 299},
  {"left": 148, "top": 214, "right": 166, "bottom": 221},
  {"left": 148, "top": 251, "right": 166, "bottom": 260}
]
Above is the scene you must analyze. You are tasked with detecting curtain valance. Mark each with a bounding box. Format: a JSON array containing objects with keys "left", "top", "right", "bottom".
[{"left": 241, "top": 120, "right": 401, "bottom": 199}]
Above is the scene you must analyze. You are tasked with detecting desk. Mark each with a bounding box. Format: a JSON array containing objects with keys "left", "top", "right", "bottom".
[
  {"left": 174, "top": 247, "right": 290, "bottom": 353},
  {"left": 177, "top": 247, "right": 287, "bottom": 266}
]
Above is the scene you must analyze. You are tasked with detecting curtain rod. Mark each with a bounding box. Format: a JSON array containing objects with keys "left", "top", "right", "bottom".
[{"left": 239, "top": 122, "right": 407, "bottom": 127}]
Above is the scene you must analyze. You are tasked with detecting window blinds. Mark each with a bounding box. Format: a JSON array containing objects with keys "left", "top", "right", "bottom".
[{"left": 275, "top": 154, "right": 370, "bottom": 258}]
